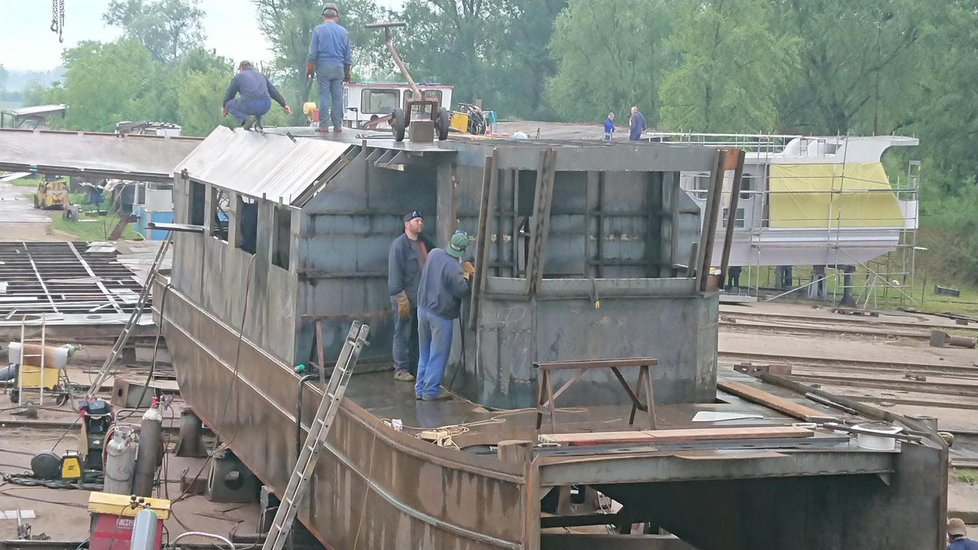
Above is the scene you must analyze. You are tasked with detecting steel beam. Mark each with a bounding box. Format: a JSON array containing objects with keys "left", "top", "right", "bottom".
[{"left": 537, "top": 451, "right": 894, "bottom": 487}]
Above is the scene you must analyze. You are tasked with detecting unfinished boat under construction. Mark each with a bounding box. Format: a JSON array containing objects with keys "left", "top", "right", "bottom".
[{"left": 141, "top": 126, "right": 949, "bottom": 550}]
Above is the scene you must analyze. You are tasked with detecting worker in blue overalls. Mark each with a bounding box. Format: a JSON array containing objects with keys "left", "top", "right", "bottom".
[{"left": 306, "top": 3, "right": 352, "bottom": 133}]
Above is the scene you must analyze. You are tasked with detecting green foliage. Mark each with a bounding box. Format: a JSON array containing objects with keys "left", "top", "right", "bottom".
[
  {"left": 547, "top": 0, "right": 672, "bottom": 123},
  {"left": 104, "top": 0, "right": 206, "bottom": 63},
  {"left": 176, "top": 49, "right": 235, "bottom": 136},
  {"left": 659, "top": 0, "right": 796, "bottom": 132},
  {"left": 919, "top": 186, "right": 978, "bottom": 285}
]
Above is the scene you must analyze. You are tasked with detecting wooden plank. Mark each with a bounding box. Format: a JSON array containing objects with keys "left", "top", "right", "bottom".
[
  {"left": 719, "top": 148, "right": 745, "bottom": 287},
  {"left": 718, "top": 380, "right": 836, "bottom": 422},
  {"left": 534, "top": 357, "right": 658, "bottom": 370},
  {"left": 539, "top": 426, "right": 814, "bottom": 446}
]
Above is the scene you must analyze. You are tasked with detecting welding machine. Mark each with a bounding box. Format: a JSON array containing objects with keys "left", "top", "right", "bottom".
[{"left": 88, "top": 492, "right": 170, "bottom": 550}]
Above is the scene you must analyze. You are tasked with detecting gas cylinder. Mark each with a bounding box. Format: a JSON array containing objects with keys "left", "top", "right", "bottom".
[
  {"left": 7, "top": 342, "right": 78, "bottom": 369},
  {"left": 132, "top": 398, "right": 163, "bottom": 497},
  {"left": 103, "top": 426, "right": 137, "bottom": 495}
]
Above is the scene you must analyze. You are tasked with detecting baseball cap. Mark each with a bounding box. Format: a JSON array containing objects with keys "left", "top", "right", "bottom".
[
  {"left": 403, "top": 210, "right": 423, "bottom": 222},
  {"left": 447, "top": 230, "right": 469, "bottom": 258},
  {"left": 949, "top": 518, "right": 968, "bottom": 537}
]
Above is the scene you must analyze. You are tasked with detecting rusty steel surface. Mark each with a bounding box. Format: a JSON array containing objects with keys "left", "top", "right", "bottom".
[
  {"left": 0, "top": 128, "right": 199, "bottom": 182},
  {"left": 158, "top": 281, "right": 531, "bottom": 550}
]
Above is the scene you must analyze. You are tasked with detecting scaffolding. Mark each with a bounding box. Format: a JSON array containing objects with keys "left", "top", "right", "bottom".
[{"left": 649, "top": 132, "right": 922, "bottom": 309}]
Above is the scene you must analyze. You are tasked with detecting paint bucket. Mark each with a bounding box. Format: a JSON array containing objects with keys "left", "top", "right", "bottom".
[{"left": 853, "top": 422, "right": 903, "bottom": 451}]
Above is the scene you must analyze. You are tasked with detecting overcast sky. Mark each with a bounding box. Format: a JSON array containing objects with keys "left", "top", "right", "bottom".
[{"left": 0, "top": 0, "right": 403, "bottom": 72}]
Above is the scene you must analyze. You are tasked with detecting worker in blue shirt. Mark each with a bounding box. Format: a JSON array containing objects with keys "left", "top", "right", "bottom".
[
  {"left": 603, "top": 112, "right": 616, "bottom": 140},
  {"left": 306, "top": 3, "right": 352, "bottom": 133},
  {"left": 223, "top": 60, "right": 292, "bottom": 129},
  {"left": 948, "top": 518, "right": 978, "bottom": 550},
  {"left": 629, "top": 106, "right": 647, "bottom": 141},
  {"left": 414, "top": 231, "right": 473, "bottom": 401}
]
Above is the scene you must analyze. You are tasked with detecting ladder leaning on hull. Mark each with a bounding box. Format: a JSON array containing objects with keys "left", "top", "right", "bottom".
[
  {"left": 86, "top": 233, "right": 172, "bottom": 400},
  {"left": 261, "top": 321, "right": 370, "bottom": 550}
]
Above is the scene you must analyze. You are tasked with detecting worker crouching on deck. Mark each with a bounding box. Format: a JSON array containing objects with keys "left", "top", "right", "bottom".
[
  {"left": 223, "top": 60, "right": 292, "bottom": 129},
  {"left": 415, "top": 231, "right": 474, "bottom": 401}
]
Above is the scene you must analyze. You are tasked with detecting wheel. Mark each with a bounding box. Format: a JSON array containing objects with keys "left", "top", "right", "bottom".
[
  {"left": 468, "top": 111, "right": 487, "bottom": 135},
  {"left": 33, "top": 196, "right": 38, "bottom": 209},
  {"left": 436, "top": 107, "right": 451, "bottom": 140},
  {"left": 7, "top": 390, "right": 18, "bottom": 404},
  {"left": 391, "top": 108, "right": 406, "bottom": 142}
]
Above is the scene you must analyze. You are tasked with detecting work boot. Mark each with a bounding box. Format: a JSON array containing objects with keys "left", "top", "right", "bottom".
[
  {"left": 243, "top": 115, "right": 257, "bottom": 130},
  {"left": 393, "top": 370, "right": 415, "bottom": 382},
  {"left": 333, "top": 126, "right": 343, "bottom": 133},
  {"left": 422, "top": 390, "right": 451, "bottom": 401}
]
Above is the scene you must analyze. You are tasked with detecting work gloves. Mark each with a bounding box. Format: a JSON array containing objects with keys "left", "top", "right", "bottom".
[
  {"left": 306, "top": 62, "right": 315, "bottom": 78},
  {"left": 394, "top": 291, "right": 411, "bottom": 319},
  {"left": 462, "top": 261, "right": 475, "bottom": 280},
  {"left": 344, "top": 64, "right": 352, "bottom": 83}
]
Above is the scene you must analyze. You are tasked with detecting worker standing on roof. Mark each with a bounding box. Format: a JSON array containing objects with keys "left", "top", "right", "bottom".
[
  {"left": 223, "top": 61, "right": 292, "bottom": 129},
  {"left": 603, "top": 112, "right": 616, "bottom": 141},
  {"left": 306, "top": 3, "right": 352, "bottom": 133},
  {"left": 388, "top": 210, "right": 433, "bottom": 383},
  {"left": 629, "top": 106, "right": 646, "bottom": 141},
  {"left": 414, "top": 231, "right": 474, "bottom": 401}
]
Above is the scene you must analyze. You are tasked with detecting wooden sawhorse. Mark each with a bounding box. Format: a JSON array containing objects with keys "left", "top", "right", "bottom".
[{"left": 534, "top": 357, "right": 658, "bottom": 434}]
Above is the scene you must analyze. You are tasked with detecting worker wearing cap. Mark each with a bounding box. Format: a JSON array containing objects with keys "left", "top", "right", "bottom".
[
  {"left": 949, "top": 518, "right": 978, "bottom": 549},
  {"left": 388, "top": 210, "right": 432, "bottom": 382},
  {"left": 223, "top": 60, "right": 292, "bottom": 129},
  {"left": 306, "top": 3, "right": 352, "bottom": 133},
  {"left": 414, "top": 231, "right": 474, "bottom": 401}
]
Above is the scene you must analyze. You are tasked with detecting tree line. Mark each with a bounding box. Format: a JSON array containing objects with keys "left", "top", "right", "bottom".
[{"left": 20, "top": 0, "right": 978, "bottom": 280}]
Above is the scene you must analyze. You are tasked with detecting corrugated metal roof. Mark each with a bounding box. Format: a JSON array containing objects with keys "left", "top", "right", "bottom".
[
  {"left": 176, "top": 126, "right": 355, "bottom": 206},
  {"left": 0, "top": 128, "right": 201, "bottom": 182},
  {"left": 1, "top": 104, "right": 67, "bottom": 117}
]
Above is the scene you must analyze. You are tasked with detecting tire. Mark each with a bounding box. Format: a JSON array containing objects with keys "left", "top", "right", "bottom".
[
  {"left": 391, "top": 108, "right": 406, "bottom": 142},
  {"left": 469, "top": 112, "right": 487, "bottom": 135},
  {"left": 436, "top": 107, "right": 451, "bottom": 140}
]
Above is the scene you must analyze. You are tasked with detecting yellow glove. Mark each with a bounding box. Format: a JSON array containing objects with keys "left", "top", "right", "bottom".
[
  {"left": 394, "top": 291, "right": 411, "bottom": 319},
  {"left": 462, "top": 261, "right": 475, "bottom": 280}
]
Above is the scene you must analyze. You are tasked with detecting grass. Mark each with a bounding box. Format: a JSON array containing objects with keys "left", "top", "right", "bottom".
[
  {"left": 8, "top": 175, "right": 41, "bottom": 187},
  {"left": 45, "top": 211, "right": 141, "bottom": 241},
  {"left": 738, "top": 256, "right": 978, "bottom": 318},
  {"left": 957, "top": 470, "right": 978, "bottom": 486}
]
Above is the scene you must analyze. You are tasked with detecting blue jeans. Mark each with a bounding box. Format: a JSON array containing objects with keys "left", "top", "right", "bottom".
[
  {"left": 226, "top": 97, "right": 271, "bottom": 125},
  {"left": 316, "top": 62, "right": 344, "bottom": 129},
  {"left": 415, "top": 307, "right": 454, "bottom": 399},
  {"left": 391, "top": 298, "right": 418, "bottom": 375}
]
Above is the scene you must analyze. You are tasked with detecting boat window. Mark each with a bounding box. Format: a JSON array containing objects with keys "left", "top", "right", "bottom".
[
  {"left": 360, "top": 89, "right": 399, "bottom": 114},
  {"left": 272, "top": 206, "right": 291, "bottom": 270},
  {"left": 236, "top": 195, "right": 258, "bottom": 255},
  {"left": 189, "top": 181, "right": 205, "bottom": 226},
  {"left": 741, "top": 174, "right": 755, "bottom": 200},
  {"left": 403, "top": 89, "right": 443, "bottom": 108},
  {"left": 722, "top": 207, "right": 746, "bottom": 229},
  {"left": 210, "top": 187, "right": 230, "bottom": 242}
]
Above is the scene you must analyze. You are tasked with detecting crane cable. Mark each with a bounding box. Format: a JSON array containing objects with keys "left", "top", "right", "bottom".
[{"left": 50, "top": 0, "right": 65, "bottom": 43}]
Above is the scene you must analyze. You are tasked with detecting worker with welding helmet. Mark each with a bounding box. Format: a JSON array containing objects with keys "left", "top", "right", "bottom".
[
  {"left": 306, "top": 3, "right": 352, "bottom": 133},
  {"left": 414, "top": 231, "right": 475, "bottom": 401}
]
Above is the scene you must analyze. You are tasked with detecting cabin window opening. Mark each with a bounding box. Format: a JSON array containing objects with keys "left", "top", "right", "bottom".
[
  {"left": 722, "top": 207, "right": 746, "bottom": 229},
  {"left": 403, "top": 89, "right": 443, "bottom": 109},
  {"left": 272, "top": 206, "right": 291, "bottom": 270},
  {"left": 236, "top": 195, "right": 258, "bottom": 254},
  {"left": 211, "top": 188, "right": 230, "bottom": 242},
  {"left": 189, "top": 181, "right": 205, "bottom": 226},
  {"left": 740, "top": 174, "right": 756, "bottom": 200},
  {"left": 361, "top": 89, "right": 398, "bottom": 115}
]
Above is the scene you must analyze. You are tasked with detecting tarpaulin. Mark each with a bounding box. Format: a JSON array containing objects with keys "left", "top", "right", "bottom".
[{"left": 769, "top": 163, "right": 904, "bottom": 228}]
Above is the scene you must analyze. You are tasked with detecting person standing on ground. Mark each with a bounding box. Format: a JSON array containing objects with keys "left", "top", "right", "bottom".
[
  {"left": 948, "top": 518, "right": 978, "bottom": 549},
  {"left": 388, "top": 210, "right": 432, "bottom": 382},
  {"left": 222, "top": 60, "right": 292, "bottom": 129},
  {"left": 306, "top": 3, "right": 352, "bottom": 133},
  {"left": 415, "top": 231, "right": 474, "bottom": 401},
  {"left": 603, "top": 112, "right": 616, "bottom": 141},
  {"left": 629, "top": 106, "right": 647, "bottom": 141}
]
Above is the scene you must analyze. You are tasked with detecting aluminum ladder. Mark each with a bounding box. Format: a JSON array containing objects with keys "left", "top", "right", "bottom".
[
  {"left": 16, "top": 314, "right": 47, "bottom": 406},
  {"left": 261, "top": 321, "right": 370, "bottom": 550},
  {"left": 86, "top": 234, "right": 172, "bottom": 400}
]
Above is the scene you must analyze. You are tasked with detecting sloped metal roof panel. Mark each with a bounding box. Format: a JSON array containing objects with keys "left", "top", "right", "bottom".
[
  {"left": 177, "top": 126, "right": 354, "bottom": 205},
  {"left": 0, "top": 128, "right": 201, "bottom": 182}
]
